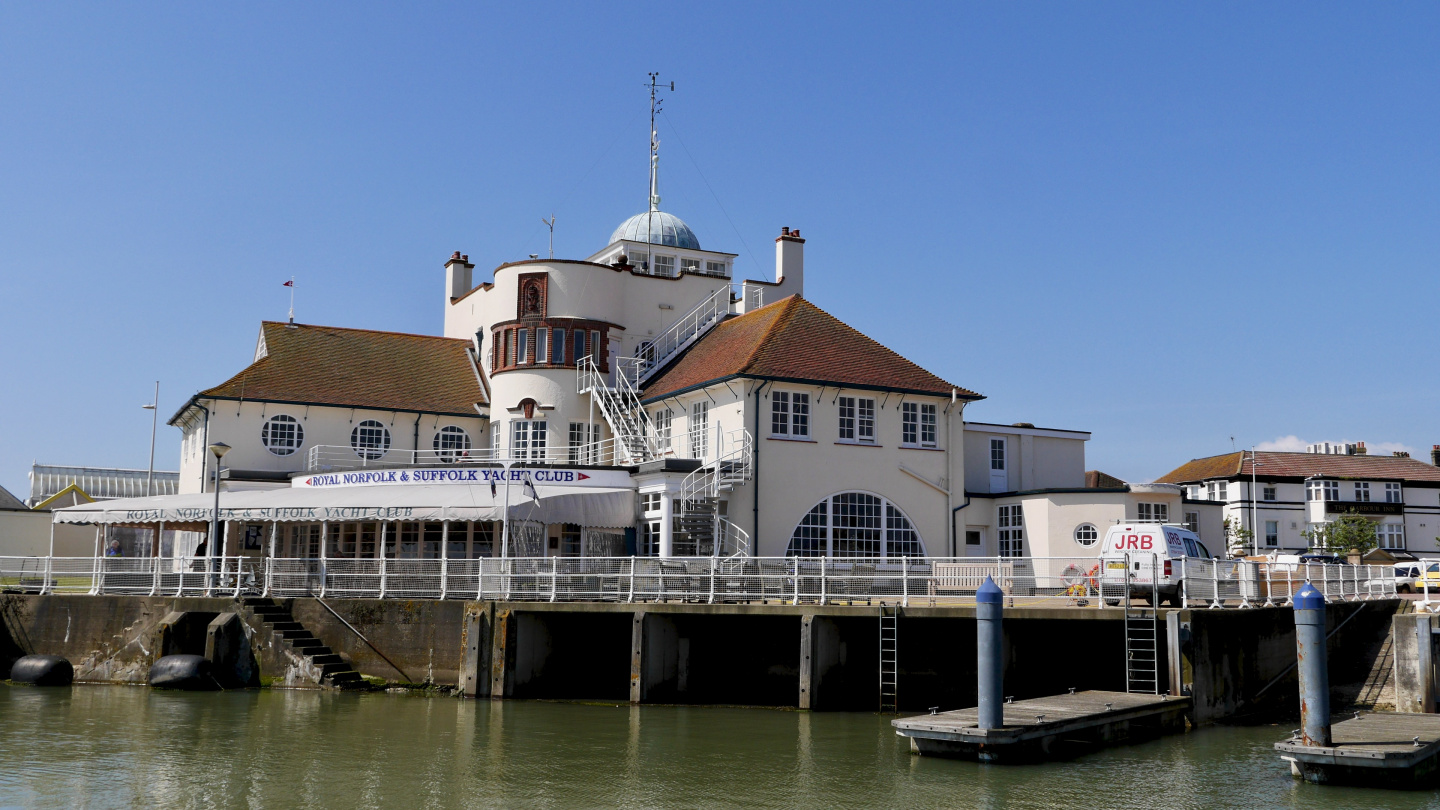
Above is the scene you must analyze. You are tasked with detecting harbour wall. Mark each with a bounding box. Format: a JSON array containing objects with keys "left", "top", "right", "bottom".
[{"left": 0, "top": 593, "right": 1402, "bottom": 721}]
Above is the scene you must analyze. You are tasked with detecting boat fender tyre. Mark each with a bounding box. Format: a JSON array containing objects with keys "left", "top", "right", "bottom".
[
  {"left": 9, "top": 654, "right": 74, "bottom": 686},
  {"left": 149, "top": 654, "right": 220, "bottom": 691}
]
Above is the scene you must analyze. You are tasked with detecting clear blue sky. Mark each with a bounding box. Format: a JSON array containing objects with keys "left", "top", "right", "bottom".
[{"left": 2, "top": 3, "right": 1437, "bottom": 499}]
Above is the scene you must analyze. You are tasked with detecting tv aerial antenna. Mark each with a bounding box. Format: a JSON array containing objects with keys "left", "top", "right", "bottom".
[{"left": 542, "top": 215, "right": 556, "bottom": 259}]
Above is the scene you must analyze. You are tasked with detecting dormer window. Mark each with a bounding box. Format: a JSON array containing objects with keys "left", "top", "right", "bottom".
[
  {"left": 653, "top": 255, "right": 675, "bottom": 277},
  {"left": 681, "top": 257, "right": 700, "bottom": 274},
  {"left": 706, "top": 261, "right": 727, "bottom": 277}
]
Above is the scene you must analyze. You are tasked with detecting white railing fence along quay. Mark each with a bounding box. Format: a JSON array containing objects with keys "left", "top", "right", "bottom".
[{"left": 0, "top": 556, "right": 1398, "bottom": 607}]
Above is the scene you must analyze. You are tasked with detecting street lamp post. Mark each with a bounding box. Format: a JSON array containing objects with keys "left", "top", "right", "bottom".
[
  {"left": 142, "top": 382, "right": 159, "bottom": 496},
  {"left": 207, "top": 442, "right": 230, "bottom": 594}
]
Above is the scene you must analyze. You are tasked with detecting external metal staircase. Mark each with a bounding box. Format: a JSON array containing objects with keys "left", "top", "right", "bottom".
[
  {"left": 676, "top": 428, "right": 754, "bottom": 556},
  {"left": 577, "top": 356, "right": 658, "bottom": 465},
  {"left": 629, "top": 284, "right": 733, "bottom": 384},
  {"left": 879, "top": 605, "right": 899, "bottom": 712},
  {"left": 575, "top": 285, "right": 736, "bottom": 467}
]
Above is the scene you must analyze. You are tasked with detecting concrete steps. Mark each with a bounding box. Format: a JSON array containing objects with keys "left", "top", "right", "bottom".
[{"left": 240, "top": 597, "right": 368, "bottom": 690}]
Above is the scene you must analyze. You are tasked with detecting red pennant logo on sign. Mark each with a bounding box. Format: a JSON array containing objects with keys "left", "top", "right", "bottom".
[{"left": 577, "top": 473, "right": 590, "bottom": 480}]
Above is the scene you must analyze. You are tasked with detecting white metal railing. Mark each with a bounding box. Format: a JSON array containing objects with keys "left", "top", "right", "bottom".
[
  {"left": 304, "top": 435, "right": 633, "bottom": 472},
  {"left": 576, "top": 356, "right": 658, "bottom": 465},
  {"left": 0, "top": 555, "right": 1396, "bottom": 607},
  {"left": 717, "top": 518, "right": 750, "bottom": 558},
  {"left": 626, "top": 284, "right": 734, "bottom": 384}
]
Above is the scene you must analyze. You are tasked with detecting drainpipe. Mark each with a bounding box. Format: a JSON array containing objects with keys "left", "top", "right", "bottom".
[
  {"left": 951, "top": 495, "right": 972, "bottom": 558},
  {"left": 753, "top": 380, "right": 766, "bottom": 553},
  {"left": 414, "top": 413, "right": 422, "bottom": 461},
  {"left": 197, "top": 402, "right": 211, "bottom": 493}
]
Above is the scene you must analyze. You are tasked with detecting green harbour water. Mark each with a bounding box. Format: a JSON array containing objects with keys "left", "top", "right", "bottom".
[{"left": 4, "top": 685, "right": 1440, "bottom": 809}]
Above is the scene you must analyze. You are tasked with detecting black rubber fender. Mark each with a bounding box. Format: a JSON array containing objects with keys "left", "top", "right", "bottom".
[
  {"left": 9, "top": 655, "right": 74, "bottom": 686},
  {"left": 148, "top": 654, "right": 220, "bottom": 691}
]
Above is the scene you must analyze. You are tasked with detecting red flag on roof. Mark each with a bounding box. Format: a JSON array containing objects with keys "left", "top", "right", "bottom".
[{"left": 282, "top": 280, "right": 294, "bottom": 287}]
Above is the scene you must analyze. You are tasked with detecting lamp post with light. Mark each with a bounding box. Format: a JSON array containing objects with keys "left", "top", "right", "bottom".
[
  {"left": 142, "top": 381, "right": 159, "bottom": 496},
  {"left": 207, "top": 442, "right": 230, "bottom": 594}
]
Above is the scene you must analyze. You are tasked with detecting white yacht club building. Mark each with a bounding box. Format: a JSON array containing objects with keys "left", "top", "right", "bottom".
[
  {"left": 47, "top": 121, "right": 1200, "bottom": 569},
  {"left": 50, "top": 202, "right": 1223, "bottom": 570}
]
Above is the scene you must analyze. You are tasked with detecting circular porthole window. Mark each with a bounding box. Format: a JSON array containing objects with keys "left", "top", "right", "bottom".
[
  {"left": 261, "top": 414, "right": 304, "bottom": 456},
  {"left": 433, "top": 425, "right": 472, "bottom": 461},
  {"left": 1074, "top": 523, "right": 1099, "bottom": 547},
  {"left": 351, "top": 420, "right": 391, "bottom": 460}
]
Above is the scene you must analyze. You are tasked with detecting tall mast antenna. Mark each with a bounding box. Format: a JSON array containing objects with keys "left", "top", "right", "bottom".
[
  {"left": 647, "top": 72, "right": 673, "bottom": 251},
  {"left": 542, "top": 215, "right": 556, "bottom": 259}
]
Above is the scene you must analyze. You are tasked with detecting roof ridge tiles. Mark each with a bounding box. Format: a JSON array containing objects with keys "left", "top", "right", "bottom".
[
  {"left": 260, "top": 321, "right": 471, "bottom": 343},
  {"left": 641, "top": 294, "right": 980, "bottom": 401}
]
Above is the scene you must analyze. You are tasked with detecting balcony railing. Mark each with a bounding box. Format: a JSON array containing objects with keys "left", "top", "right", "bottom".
[{"left": 304, "top": 436, "right": 632, "bottom": 472}]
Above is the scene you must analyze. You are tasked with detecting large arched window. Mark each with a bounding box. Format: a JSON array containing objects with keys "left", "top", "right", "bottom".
[
  {"left": 351, "top": 420, "right": 391, "bottom": 460},
  {"left": 785, "top": 492, "right": 926, "bottom": 559},
  {"left": 261, "top": 414, "right": 304, "bottom": 456}
]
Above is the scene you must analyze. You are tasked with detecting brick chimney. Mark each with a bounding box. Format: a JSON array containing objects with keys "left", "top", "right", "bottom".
[
  {"left": 775, "top": 227, "right": 805, "bottom": 292},
  {"left": 446, "top": 252, "right": 474, "bottom": 300},
  {"left": 1354, "top": 441, "right": 1367, "bottom": 455},
  {"left": 1432, "top": 445, "right": 1440, "bottom": 467}
]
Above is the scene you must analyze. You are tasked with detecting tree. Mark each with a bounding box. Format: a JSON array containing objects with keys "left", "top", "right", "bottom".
[
  {"left": 1223, "top": 517, "right": 1254, "bottom": 557},
  {"left": 1302, "top": 512, "right": 1378, "bottom": 555}
]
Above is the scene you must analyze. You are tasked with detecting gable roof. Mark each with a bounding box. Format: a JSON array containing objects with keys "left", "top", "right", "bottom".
[
  {"left": 174, "top": 322, "right": 487, "bottom": 422},
  {"left": 0, "top": 483, "right": 27, "bottom": 511},
  {"left": 1085, "top": 470, "right": 1127, "bottom": 489},
  {"left": 32, "top": 483, "right": 96, "bottom": 511},
  {"left": 641, "top": 295, "right": 980, "bottom": 402},
  {"left": 1156, "top": 451, "right": 1440, "bottom": 484}
]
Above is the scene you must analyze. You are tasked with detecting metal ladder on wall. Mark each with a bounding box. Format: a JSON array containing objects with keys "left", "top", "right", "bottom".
[
  {"left": 1123, "top": 553, "right": 1160, "bottom": 694},
  {"left": 879, "top": 605, "right": 899, "bottom": 712}
]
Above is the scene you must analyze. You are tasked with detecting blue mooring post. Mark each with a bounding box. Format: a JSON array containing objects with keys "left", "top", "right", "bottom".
[
  {"left": 977, "top": 576, "right": 1004, "bottom": 729},
  {"left": 1294, "top": 582, "right": 1331, "bottom": 747}
]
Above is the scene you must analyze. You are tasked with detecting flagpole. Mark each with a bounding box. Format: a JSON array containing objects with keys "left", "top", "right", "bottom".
[
  {"left": 288, "top": 276, "right": 295, "bottom": 324},
  {"left": 501, "top": 460, "right": 512, "bottom": 558}
]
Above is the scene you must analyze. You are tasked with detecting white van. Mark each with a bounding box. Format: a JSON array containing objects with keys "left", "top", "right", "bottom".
[{"left": 1097, "top": 523, "right": 1215, "bottom": 606}]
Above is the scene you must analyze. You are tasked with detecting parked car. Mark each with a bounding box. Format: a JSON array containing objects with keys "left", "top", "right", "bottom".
[
  {"left": 1297, "top": 553, "right": 1348, "bottom": 566},
  {"left": 1363, "top": 562, "right": 1420, "bottom": 595}
]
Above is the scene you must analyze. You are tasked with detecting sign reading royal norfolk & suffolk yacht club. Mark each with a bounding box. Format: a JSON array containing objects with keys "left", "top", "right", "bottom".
[{"left": 292, "top": 467, "right": 633, "bottom": 489}]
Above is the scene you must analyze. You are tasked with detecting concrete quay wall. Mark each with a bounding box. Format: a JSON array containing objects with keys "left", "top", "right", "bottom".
[{"left": 0, "top": 593, "right": 1403, "bottom": 721}]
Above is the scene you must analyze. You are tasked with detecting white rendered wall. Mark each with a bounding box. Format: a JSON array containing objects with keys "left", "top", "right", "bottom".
[{"left": 176, "top": 401, "right": 486, "bottom": 494}]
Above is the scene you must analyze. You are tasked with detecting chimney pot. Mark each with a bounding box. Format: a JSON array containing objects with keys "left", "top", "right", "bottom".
[
  {"left": 461, "top": 254, "right": 468, "bottom": 262},
  {"left": 781, "top": 227, "right": 790, "bottom": 236},
  {"left": 451, "top": 251, "right": 462, "bottom": 260}
]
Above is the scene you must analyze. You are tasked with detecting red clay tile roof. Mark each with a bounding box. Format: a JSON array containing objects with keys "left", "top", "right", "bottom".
[
  {"left": 642, "top": 295, "right": 980, "bottom": 401},
  {"left": 189, "top": 322, "right": 486, "bottom": 417},
  {"left": 1156, "top": 451, "right": 1440, "bottom": 484},
  {"left": 1085, "top": 470, "right": 1127, "bottom": 488}
]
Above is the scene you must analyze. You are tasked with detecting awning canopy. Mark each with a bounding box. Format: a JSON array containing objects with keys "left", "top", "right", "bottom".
[{"left": 51, "top": 482, "right": 636, "bottom": 529}]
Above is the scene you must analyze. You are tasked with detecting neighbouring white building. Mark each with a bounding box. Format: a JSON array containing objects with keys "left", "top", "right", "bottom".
[{"left": 1156, "top": 448, "right": 1440, "bottom": 557}]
